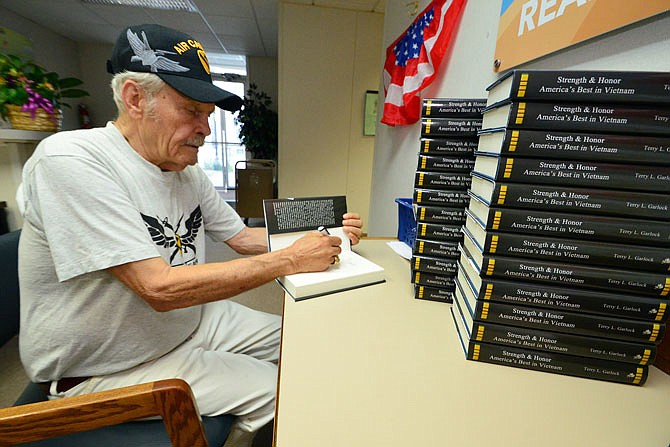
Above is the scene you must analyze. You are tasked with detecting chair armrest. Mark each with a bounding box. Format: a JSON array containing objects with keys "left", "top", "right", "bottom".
[{"left": 0, "top": 378, "right": 208, "bottom": 447}]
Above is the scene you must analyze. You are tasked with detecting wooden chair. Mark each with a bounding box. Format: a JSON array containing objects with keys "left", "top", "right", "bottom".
[
  {"left": 0, "top": 230, "right": 235, "bottom": 446},
  {"left": 0, "top": 378, "right": 216, "bottom": 447}
]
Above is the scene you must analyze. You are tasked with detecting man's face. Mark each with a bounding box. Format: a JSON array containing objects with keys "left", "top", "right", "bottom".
[{"left": 142, "top": 85, "right": 215, "bottom": 172}]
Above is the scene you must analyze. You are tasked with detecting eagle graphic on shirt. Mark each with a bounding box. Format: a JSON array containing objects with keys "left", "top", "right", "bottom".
[{"left": 141, "top": 206, "right": 202, "bottom": 265}]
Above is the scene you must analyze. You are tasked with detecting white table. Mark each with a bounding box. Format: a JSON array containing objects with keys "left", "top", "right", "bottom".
[{"left": 275, "top": 240, "right": 670, "bottom": 447}]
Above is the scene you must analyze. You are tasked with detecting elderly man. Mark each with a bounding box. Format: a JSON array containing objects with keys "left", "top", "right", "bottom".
[{"left": 17, "top": 24, "right": 362, "bottom": 446}]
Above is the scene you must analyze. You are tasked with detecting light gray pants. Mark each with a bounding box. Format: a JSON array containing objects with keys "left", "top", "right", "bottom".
[{"left": 49, "top": 300, "right": 282, "bottom": 432}]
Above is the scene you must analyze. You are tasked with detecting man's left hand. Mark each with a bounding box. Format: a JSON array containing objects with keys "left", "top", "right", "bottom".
[{"left": 342, "top": 212, "right": 363, "bottom": 245}]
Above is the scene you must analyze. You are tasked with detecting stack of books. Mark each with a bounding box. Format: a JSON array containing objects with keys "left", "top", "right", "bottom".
[
  {"left": 411, "top": 98, "right": 486, "bottom": 303},
  {"left": 452, "top": 69, "right": 670, "bottom": 385}
]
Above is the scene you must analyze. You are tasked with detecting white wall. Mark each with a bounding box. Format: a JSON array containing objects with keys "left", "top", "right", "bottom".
[
  {"left": 368, "top": 1, "right": 670, "bottom": 236},
  {"left": 278, "top": 2, "right": 384, "bottom": 231}
]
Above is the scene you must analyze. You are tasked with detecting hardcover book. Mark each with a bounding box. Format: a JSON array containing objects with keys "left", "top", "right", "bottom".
[
  {"left": 472, "top": 154, "right": 670, "bottom": 193},
  {"left": 417, "top": 155, "right": 475, "bottom": 172},
  {"left": 413, "top": 238, "right": 460, "bottom": 258},
  {"left": 415, "top": 204, "right": 466, "bottom": 225},
  {"left": 457, "top": 274, "right": 665, "bottom": 344},
  {"left": 414, "top": 284, "right": 453, "bottom": 303},
  {"left": 452, "top": 281, "right": 657, "bottom": 365},
  {"left": 463, "top": 213, "right": 670, "bottom": 273},
  {"left": 412, "top": 270, "right": 457, "bottom": 289},
  {"left": 451, "top": 306, "right": 649, "bottom": 386},
  {"left": 263, "top": 196, "right": 385, "bottom": 300},
  {"left": 476, "top": 128, "right": 670, "bottom": 165},
  {"left": 485, "top": 70, "right": 670, "bottom": 107},
  {"left": 481, "top": 101, "right": 670, "bottom": 136},
  {"left": 420, "top": 138, "right": 479, "bottom": 155},
  {"left": 456, "top": 252, "right": 669, "bottom": 323},
  {"left": 466, "top": 194, "right": 670, "bottom": 247},
  {"left": 414, "top": 188, "right": 470, "bottom": 207},
  {"left": 420, "top": 118, "right": 482, "bottom": 137},
  {"left": 412, "top": 255, "right": 458, "bottom": 275},
  {"left": 414, "top": 171, "right": 471, "bottom": 190},
  {"left": 422, "top": 98, "right": 487, "bottom": 117},
  {"left": 461, "top": 231, "right": 670, "bottom": 298},
  {"left": 469, "top": 175, "right": 670, "bottom": 221},
  {"left": 416, "top": 222, "right": 463, "bottom": 242}
]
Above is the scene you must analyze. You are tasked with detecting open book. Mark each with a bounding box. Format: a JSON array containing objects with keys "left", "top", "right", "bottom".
[{"left": 263, "top": 196, "right": 385, "bottom": 301}]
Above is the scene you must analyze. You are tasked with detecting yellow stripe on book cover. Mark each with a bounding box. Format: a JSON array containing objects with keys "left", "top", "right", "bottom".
[
  {"left": 492, "top": 211, "right": 502, "bottom": 230},
  {"left": 417, "top": 286, "right": 425, "bottom": 298},
  {"left": 509, "top": 130, "right": 519, "bottom": 152},
  {"left": 497, "top": 185, "right": 508, "bottom": 205},
  {"left": 420, "top": 223, "right": 427, "bottom": 236},
  {"left": 649, "top": 323, "right": 661, "bottom": 342},
  {"left": 421, "top": 157, "right": 428, "bottom": 169},
  {"left": 656, "top": 303, "right": 667, "bottom": 321},
  {"left": 515, "top": 102, "right": 526, "bottom": 124},
  {"left": 425, "top": 100, "right": 433, "bottom": 115},
  {"left": 486, "top": 259, "right": 496, "bottom": 275},
  {"left": 480, "top": 302, "right": 490, "bottom": 319},
  {"left": 414, "top": 272, "right": 421, "bottom": 283},
  {"left": 417, "top": 240, "right": 425, "bottom": 253},
  {"left": 475, "top": 325, "right": 485, "bottom": 341},
  {"left": 634, "top": 368, "right": 645, "bottom": 385},
  {"left": 417, "top": 191, "right": 423, "bottom": 202},
  {"left": 484, "top": 283, "right": 494, "bottom": 300},
  {"left": 414, "top": 258, "right": 421, "bottom": 270},
  {"left": 503, "top": 158, "right": 514, "bottom": 178},
  {"left": 418, "top": 172, "right": 425, "bottom": 185},
  {"left": 641, "top": 349, "right": 652, "bottom": 365},
  {"left": 422, "top": 140, "right": 429, "bottom": 152},
  {"left": 517, "top": 73, "right": 529, "bottom": 97},
  {"left": 472, "top": 343, "right": 481, "bottom": 360},
  {"left": 425, "top": 119, "right": 432, "bottom": 134},
  {"left": 490, "top": 235, "right": 499, "bottom": 253},
  {"left": 662, "top": 278, "right": 670, "bottom": 296}
]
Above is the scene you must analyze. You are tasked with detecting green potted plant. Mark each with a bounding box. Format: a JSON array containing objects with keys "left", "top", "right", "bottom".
[
  {"left": 235, "top": 83, "right": 278, "bottom": 161},
  {"left": 0, "top": 53, "right": 89, "bottom": 131}
]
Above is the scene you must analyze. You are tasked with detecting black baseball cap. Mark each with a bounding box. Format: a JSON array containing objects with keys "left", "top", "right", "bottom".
[{"left": 107, "top": 24, "right": 243, "bottom": 112}]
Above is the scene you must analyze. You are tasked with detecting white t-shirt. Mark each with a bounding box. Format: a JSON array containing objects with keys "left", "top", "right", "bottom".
[{"left": 18, "top": 122, "right": 246, "bottom": 382}]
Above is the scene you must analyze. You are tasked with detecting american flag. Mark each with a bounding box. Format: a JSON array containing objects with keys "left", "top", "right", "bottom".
[{"left": 381, "top": 0, "right": 467, "bottom": 126}]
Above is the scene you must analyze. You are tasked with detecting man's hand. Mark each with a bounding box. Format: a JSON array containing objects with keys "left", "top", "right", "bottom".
[
  {"left": 286, "top": 232, "right": 343, "bottom": 273},
  {"left": 342, "top": 212, "right": 363, "bottom": 245}
]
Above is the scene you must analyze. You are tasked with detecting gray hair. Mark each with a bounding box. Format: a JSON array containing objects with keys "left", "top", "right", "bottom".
[{"left": 110, "top": 71, "right": 166, "bottom": 116}]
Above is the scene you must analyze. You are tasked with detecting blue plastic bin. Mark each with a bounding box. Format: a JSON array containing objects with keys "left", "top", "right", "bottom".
[{"left": 395, "top": 198, "right": 417, "bottom": 248}]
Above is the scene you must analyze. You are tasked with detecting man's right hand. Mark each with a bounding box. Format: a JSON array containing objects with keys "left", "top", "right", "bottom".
[{"left": 286, "top": 232, "right": 342, "bottom": 273}]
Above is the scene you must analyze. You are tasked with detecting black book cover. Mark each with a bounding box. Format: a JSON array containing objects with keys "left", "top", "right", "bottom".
[
  {"left": 457, "top": 253, "right": 669, "bottom": 323},
  {"left": 263, "top": 196, "right": 346, "bottom": 234},
  {"left": 462, "top": 233, "right": 670, "bottom": 298},
  {"left": 412, "top": 255, "right": 458, "bottom": 275},
  {"left": 415, "top": 205, "right": 466, "bottom": 224},
  {"left": 485, "top": 70, "right": 670, "bottom": 107},
  {"left": 414, "top": 284, "right": 453, "bottom": 303},
  {"left": 417, "top": 154, "right": 475, "bottom": 172},
  {"left": 421, "top": 117, "right": 482, "bottom": 137},
  {"left": 422, "top": 98, "right": 487, "bottom": 117},
  {"left": 452, "top": 284, "right": 657, "bottom": 365},
  {"left": 469, "top": 175, "right": 670, "bottom": 221},
  {"left": 414, "top": 188, "right": 470, "bottom": 207},
  {"left": 420, "top": 138, "right": 479, "bottom": 155},
  {"left": 463, "top": 214, "right": 670, "bottom": 273},
  {"left": 481, "top": 101, "right": 670, "bottom": 136},
  {"left": 412, "top": 270, "right": 456, "bottom": 289},
  {"left": 458, "top": 336, "right": 648, "bottom": 386},
  {"left": 417, "top": 222, "right": 463, "bottom": 242},
  {"left": 472, "top": 154, "right": 670, "bottom": 193},
  {"left": 413, "top": 238, "right": 460, "bottom": 258},
  {"left": 415, "top": 171, "right": 471, "bottom": 190},
  {"left": 476, "top": 128, "right": 670, "bottom": 165},
  {"left": 467, "top": 194, "right": 670, "bottom": 247}
]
